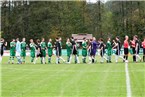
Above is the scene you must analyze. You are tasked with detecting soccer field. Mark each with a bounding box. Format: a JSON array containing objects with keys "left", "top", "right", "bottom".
[{"left": 1, "top": 56, "right": 145, "bottom": 97}]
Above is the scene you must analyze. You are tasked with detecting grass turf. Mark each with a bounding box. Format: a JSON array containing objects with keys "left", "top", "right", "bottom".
[{"left": 1, "top": 56, "right": 145, "bottom": 97}]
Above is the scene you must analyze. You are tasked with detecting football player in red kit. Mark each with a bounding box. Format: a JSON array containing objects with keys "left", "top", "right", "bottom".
[
  {"left": 124, "top": 35, "right": 129, "bottom": 62},
  {"left": 142, "top": 37, "right": 145, "bottom": 62}
]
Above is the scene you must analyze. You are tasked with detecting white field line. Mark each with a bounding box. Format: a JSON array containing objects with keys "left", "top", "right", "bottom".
[{"left": 125, "top": 62, "right": 132, "bottom": 97}]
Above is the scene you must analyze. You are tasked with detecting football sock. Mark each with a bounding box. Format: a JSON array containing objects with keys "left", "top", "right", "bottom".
[
  {"left": 48, "top": 57, "right": 51, "bottom": 63},
  {"left": 143, "top": 56, "right": 145, "bottom": 62},
  {"left": 31, "top": 57, "right": 34, "bottom": 62},
  {"left": 101, "top": 57, "right": 104, "bottom": 62},
  {"left": 41, "top": 58, "right": 43, "bottom": 64},
  {"left": 34, "top": 58, "right": 38, "bottom": 64},
  {"left": 115, "top": 55, "right": 118, "bottom": 62},
  {"left": 136, "top": 55, "right": 141, "bottom": 61},
  {"left": 133, "top": 55, "right": 136, "bottom": 62},
  {"left": 77, "top": 56, "right": 80, "bottom": 63},
  {"left": 69, "top": 55, "right": 72, "bottom": 63}
]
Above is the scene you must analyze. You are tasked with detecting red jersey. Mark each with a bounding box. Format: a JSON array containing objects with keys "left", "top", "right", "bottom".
[
  {"left": 142, "top": 41, "right": 145, "bottom": 48},
  {"left": 131, "top": 40, "right": 135, "bottom": 48},
  {"left": 124, "top": 40, "right": 129, "bottom": 48}
]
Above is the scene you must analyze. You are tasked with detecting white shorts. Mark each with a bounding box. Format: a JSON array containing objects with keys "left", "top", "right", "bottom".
[{"left": 16, "top": 52, "right": 21, "bottom": 56}]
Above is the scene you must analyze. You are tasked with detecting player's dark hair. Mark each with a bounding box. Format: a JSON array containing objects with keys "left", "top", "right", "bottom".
[
  {"left": 37, "top": 39, "right": 40, "bottom": 43},
  {"left": 134, "top": 35, "right": 138, "bottom": 39},
  {"left": 71, "top": 37, "right": 74, "bottom": 39},
  {"left": 83, "top": 37, "right": 86, "bottom": 40},
  {"left": 99, "top": 38, "right": 103, "bottom": 42},
  {"left": 116, "top": 36, "right": 119, "bottom": 39}
]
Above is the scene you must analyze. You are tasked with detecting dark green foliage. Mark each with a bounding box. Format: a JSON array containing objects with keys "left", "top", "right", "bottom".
[{"left": 1, "top": 1, "right": 145, "bottom": 48}]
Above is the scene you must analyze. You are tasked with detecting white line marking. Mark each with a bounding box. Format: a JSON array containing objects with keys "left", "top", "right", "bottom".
[{"left": 125, "top": 62, "right": 132, "bottom": 97}]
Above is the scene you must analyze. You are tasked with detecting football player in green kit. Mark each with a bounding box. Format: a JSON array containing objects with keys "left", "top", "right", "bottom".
[
  {"left": 66, "top": 38, "right": 72, "bottom": 62},
  {"left": 47, "top": 38, "right": 53, "bottom": 63},
  {"left": 29, "top": 39, "right": 36, "bottom": 63},
  {"left": 8, "top": 39, "right": 16, "bottom": 64},
  {"left": 82, "top": 37, "right": 87, "bottom": 63},
  {"left": 41, "top": 38, "right": 46, "bottom": 64},
  {"left": 21, "top": 38, "right": 26, "bottom": 63},
  {"left": 106, "top": 37, "right": 112, "bottom": 63}
]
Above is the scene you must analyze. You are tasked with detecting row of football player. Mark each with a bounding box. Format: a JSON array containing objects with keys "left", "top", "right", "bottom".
[{"left": 0, "top": 35, "right": 145, "bottom": 64}]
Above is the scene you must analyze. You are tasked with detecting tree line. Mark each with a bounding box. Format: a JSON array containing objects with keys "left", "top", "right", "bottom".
[{"left": 1, "top": 1, "right": 145, "bottom": 48}]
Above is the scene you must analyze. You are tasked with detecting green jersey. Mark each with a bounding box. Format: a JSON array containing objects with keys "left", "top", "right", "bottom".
[
  {"left": 82, "top": 41, "right": 87, "bottom": 56},
  {"left": 30, "top": 43, "right": 36, "bottom": 58},
  {"left": 48, "top": 42, "right": 53, "bottom": 56},
  {"left": 10, "top": 42, "right": 16, "bottom": 56},
  {"left": 30, "top": 43, "right": 36, "bottom": 52},
  {"left": 106, "top": 41, "right": 112, "bottom": 56},
  {"left": 41, "top": 42, "right": 46, "bottom": 57},
  {"left": 21, "top": 42, "right": 26, "bottom": 51},
  {"left": 66, "top": 42, "right": 72, "bottom": 56},
  {"left": 106, "top": 41, "right": 112, "bottom": 50},
  {"left": 41, "top": 42, "right": 46, "bottom": 50},
  {"left": 21, "top": 42, "right": 26, "bottom": 57},
  {"left": 10, "top": 42, "right": 16, "bottom": 51},
  {"left": 82, "top": 41, "right": 87, "bottom": 50}
]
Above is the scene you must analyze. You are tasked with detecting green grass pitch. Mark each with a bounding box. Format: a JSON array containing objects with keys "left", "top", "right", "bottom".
[{"left": 1, "top": 56, "right": 145, "bottom": 97}]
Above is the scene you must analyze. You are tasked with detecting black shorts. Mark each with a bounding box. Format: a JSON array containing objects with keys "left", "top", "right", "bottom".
[
  {"left": 0, "top": 50, "right": 4, "bottom": 56},
  {"left": 132, "top": 47, "right": 136, "bottom": 54},
  {"left": 124, "top": 48, "right": 128, "bottom": 55},
  {"left": 143, "top": 48, "right": 145, "bottom": 55},
  {"left": 72, "top": 49, "right": 77, "bottom": 55},
  {"left": 37, "top": 53, "right": 42, "bottom": 57}
]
